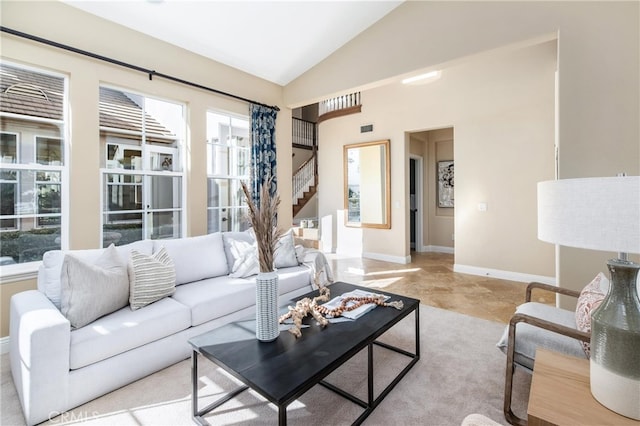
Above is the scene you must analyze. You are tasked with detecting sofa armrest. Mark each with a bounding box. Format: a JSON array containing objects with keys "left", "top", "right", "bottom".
[
  {"left": 10, "top": 290, "right": 70, "bottom": 425},
  {"left": 525, "top": 281, "right": 581, "bottom": 303}
]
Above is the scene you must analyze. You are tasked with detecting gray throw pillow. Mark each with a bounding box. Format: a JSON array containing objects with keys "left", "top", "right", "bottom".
[
  {"left": 60, "top": 244, "right": 129, "bottom": 329},
  {"left": 128, "top": 246, "right": 176, "bottom": 310}
]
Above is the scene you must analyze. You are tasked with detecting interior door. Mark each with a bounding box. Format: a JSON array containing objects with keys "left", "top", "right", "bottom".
[{"left": 410, "top": 158, "right": 416, "bottom": 250}]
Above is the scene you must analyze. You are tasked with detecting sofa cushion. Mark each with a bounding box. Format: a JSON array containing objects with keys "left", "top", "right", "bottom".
[
  {"left": 171, "top": 265, "right": 312, "bottom": 326},
  {"left": 60, "top": 245, "right": 130, "bottom": 329},
  {"left": 154, "top": 233, "right": 227, "bottom": 285},
  {"left": 575, "top": 272, "right": 609, "bottom": 357},
  {"left": 129, "top": 247, "right": 176, "bottom": 310},
  {"left": 69, "top": 296, "right": 190, "bottom": 370},
  {"left": 39, "top": 240, "right": 153, "bottom": 309},
  {"left": 496, "top": 302, "right": 586, "bottom": 370}
]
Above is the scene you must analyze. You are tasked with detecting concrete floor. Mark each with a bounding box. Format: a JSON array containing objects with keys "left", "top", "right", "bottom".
[{"left": 326, "top": 251, "right": 553, "bottom": 324}]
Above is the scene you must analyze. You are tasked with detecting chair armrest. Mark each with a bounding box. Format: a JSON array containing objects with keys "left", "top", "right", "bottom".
[
  {"left": 525, "top": 281, "right": 581, "bottom": 303},
  {"left": 509, "top": 312, "right": 590, "bottom": 343},
  {"left": 10, "top": 290, "right": 70, "bottom": 425}
]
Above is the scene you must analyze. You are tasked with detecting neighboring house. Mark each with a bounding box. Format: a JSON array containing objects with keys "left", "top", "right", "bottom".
[
  {"left": 0, "top": 63, "right": 65, "bottom": 263},
  {"left": 0, "top": 64, "right": 177, "bottom": 263}
]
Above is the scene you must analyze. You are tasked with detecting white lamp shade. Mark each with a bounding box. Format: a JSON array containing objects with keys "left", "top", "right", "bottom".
[{"left": 538, "top": 176, "right": 640, "bottom": 254}]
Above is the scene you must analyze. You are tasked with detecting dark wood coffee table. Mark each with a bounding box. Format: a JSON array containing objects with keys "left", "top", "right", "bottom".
[{"left": 188, "top": 281, "right": 420, "bottom": 426}]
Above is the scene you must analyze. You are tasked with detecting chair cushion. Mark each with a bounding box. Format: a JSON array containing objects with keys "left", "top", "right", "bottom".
[
  {"left": 575, "top": 272, "right": 608, "bottom": 356},
  {"left": 69, "top": 296, "right": 190, "bottom": 370},
  {"left": 60, "top": 245, "right": 130, "bottom": 329},
  {"left": 496, "top": 302, "right": 586, "bottom": 370}
]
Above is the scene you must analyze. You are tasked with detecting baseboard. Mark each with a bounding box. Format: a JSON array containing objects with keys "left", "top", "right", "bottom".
[
  {"left": 422, "top": 245, "right": 454, "bottom": 254},
  {"left": 363, "top": 251, "right": 411, "bottom": 265},
  {"left": 453, "top": 264, "right": 556, "bottom": 285},
  {"left": 1, "top": 336, "right": 9, "bottom": 354}
]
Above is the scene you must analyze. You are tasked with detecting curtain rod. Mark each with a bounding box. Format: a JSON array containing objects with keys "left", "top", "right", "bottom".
[{"left": 1, "top": 26, "right": 280, "bottom": 111}]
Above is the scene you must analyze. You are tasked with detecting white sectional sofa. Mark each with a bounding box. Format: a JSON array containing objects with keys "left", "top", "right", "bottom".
[{"left": 10, "top": 230, "right": 329, "bottom": 425}]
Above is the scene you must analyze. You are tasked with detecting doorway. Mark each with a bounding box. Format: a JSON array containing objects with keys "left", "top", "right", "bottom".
[
  {"left": 408, "top": 127, "right": 454, "bottom": 255},
  {"left": 409, "top": 155, "right": 423, "bottom": 251}
]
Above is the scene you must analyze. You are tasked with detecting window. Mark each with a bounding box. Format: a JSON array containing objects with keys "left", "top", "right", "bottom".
[
  {"left": 207, "top": 111, "right": 250, "bottom": 233},
  {"left": 0, "top": 62, "right": 67, "bottom": 265},
  {"left": 99, "top": 87, "right": 185, "bottom": 246}
]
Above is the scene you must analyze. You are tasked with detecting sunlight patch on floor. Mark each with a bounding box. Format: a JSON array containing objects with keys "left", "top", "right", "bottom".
[
  {"left": 356, "top": 277, "right": 403, "bottom": 288},
  {"left": 346, "top": 267, "right": 421, "bottom": 276},
  {"left": 363, "top": 268, "right": 422, "bottom": 276}
]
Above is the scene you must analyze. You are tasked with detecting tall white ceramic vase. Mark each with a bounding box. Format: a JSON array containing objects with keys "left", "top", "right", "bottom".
[{"left": 255, "top": 271, "right": 279, "bottom": 342}]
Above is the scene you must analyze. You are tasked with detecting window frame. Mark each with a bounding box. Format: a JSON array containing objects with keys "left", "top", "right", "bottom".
[
  {"left": 0, "top": 61, "right": 69, "bottom": 270},
  {"left": 98, "top": 85, "right": 186, "bottom": 246},
  {"left": 206, "top": 110, "right": 251, "bottom": 234}
]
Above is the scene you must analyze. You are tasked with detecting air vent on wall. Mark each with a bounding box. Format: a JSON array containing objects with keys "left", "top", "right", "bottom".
[{"left": 361, "top": 124, "right": 373, "bottom": 133}]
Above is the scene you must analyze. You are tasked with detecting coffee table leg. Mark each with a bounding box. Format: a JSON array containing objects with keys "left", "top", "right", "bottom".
[
  {"left": 368, "top": 342, "right": 374, "bottom": 406},
  {"left": 192, "top": 350, "right": 202, "bottom": 424},
  {"left": 278, "top": 404, "right": 287, "bottom": 426}
]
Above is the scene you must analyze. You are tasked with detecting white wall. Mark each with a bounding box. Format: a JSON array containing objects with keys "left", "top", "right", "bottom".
[
  {"left": 289, "top": 1, "right": 639, "bottom": 302},
  {"left": 318, "top": 40, "right": 557, "bottom": 280}
]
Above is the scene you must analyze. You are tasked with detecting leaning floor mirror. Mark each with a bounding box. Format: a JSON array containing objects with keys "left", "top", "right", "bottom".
[{"left": 344, "top": 139, "right": 391, "bottom": 229}]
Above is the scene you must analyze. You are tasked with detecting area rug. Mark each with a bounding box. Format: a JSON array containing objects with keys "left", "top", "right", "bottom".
[{"left": 1, "top": 304, "right": 531, "bottom": 425}]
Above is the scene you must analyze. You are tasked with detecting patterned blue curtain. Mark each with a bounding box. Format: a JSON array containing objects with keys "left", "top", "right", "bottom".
[{"left": 250, "top": 104, "right": 278, "bottom": 206}]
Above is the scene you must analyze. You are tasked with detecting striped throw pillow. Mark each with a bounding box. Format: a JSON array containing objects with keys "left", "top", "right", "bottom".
[{"left": 129, "top": 246, "right": 176, "bottom": 310}]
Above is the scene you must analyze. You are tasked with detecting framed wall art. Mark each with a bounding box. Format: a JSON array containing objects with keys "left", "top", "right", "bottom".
[{"left": 438, "top": 160, "right": 454, "bottom": 208}]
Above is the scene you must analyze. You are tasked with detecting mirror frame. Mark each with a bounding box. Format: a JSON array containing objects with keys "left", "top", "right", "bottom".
[{"left": 343, "top": 139, "right": 391, "bottom": 229}]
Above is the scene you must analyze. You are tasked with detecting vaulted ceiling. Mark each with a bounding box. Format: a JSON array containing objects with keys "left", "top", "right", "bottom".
[{"left": 63, "top": 1, "right": 403, "bottom": 86}]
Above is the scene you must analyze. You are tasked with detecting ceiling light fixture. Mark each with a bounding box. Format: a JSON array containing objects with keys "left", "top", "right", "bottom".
[{"left": 402, "top": 70, "right": 441, "bottom": 85}]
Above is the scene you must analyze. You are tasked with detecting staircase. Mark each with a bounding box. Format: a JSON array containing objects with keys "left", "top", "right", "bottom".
[
  {"left": 292, "top": 156, "right": 316, "bottom": 217},
  {"left": 292, "top": 116, "right": 317, "bottom": 216},
  {"left": 291, "top": 92, "right": 362, "bottom": 217}
]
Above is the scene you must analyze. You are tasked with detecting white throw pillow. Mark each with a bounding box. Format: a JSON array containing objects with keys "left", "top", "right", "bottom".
[
  {"left": 228, "top": 239, "right": 260, "bottom": 278},
  {"left": 129, "top": 246, "right": 176, "bottom": 310},
  {"left": 60, "top": 244, "right": 129, "bottom": 329},
  {"left": 222, "top": 230, "right": 256, "bottom": 272},
  {"left": 274, "top": 230, "right": 299, "bottom": 268}
]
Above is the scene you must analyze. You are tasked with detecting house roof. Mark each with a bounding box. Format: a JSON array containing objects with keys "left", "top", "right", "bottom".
[
  {"left": 99, "top": 87, "right": 176, "bottom": 138},
  {"left": 0, "top": 63, "right": 64, "bottom": 121},
  {"left": 1, "top": 63, "right": 174, "bottom": 139}
]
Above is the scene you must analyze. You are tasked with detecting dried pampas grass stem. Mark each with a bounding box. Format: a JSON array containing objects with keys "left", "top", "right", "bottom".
[{"left": 241, "top": 176, "right": 283, "bottom": 273}]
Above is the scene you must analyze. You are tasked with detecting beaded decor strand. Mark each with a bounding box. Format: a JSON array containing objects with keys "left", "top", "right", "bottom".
[{"left": 278, "top": 285, "right": 403, "bottom": 338}]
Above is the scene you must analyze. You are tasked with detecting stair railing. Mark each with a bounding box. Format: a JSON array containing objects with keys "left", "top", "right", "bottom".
[
  {"left": 318, "top": 92, "right": 361, "bottom": 116},
  {"left": 293, "top": 155, "right": 316, "bottom": 205},
  {"left": 292, "top": 117, "right": 315, "bottom": 148}
]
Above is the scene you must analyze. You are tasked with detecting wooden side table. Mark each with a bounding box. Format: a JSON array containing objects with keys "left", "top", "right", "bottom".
[{"left": 528, "top": 349, "right": 639, "bottom": 426}]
